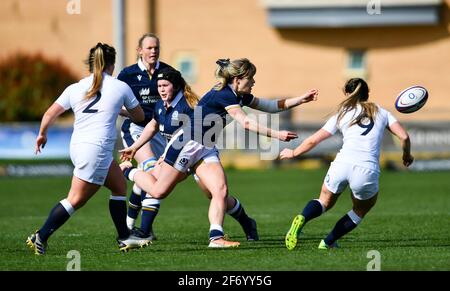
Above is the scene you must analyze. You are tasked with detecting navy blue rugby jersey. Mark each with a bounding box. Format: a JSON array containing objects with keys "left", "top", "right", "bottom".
[
  {"left": 153, "top": 91, "right": 193, "bottom": 142},
  {"left": 190, "top": 85, "right": 254, "bottom": 146},
  {"left": 117, "top": 59, "right": 172, "bottom": 127}
]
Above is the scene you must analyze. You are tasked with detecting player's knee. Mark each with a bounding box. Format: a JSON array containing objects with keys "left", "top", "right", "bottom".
[{"left": 210, "top": 183, "right": 228, "bottom": 199}]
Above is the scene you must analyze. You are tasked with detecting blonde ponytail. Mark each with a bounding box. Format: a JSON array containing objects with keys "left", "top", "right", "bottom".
[
  {"left": 84, "top": 43, "right": 116, "bottom": 99},
  {"left": 85, "top": 47, "right": 105, "bottom": 99},
  {"left": 336, "top": 78, "right": 378, "bottom": 126}
]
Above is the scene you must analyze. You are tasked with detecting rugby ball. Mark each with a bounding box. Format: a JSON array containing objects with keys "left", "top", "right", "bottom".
[{"left": 395, "top": 85, "right": 428, "bottom": 114}]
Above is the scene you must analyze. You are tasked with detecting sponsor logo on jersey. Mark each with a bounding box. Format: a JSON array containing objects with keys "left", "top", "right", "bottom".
[
  {"left": 139, "top": 88, "right": 150, "bottom": 96},
  {"left": 172, "top": 111, "right": 179, "bottom": 121}
]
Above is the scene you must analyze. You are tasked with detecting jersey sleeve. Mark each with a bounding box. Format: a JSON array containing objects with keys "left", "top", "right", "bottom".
[
  {"left": 117, "top": 69, "right": 127, "bottom": 82},
  {"left": 55, "top": 85, "right": 73, "bottom": 110},
  {"left": 322, "top": 114, "right": 339, "bottom": 135},
  {"left": 386, "top": 110, "right": 398, "bottom": 126},
  {"left": 217, "top": 91, "right": 241, "bottom": 111},
  {"left": 241, "top": 94, "right": 255, "bottom": 107},
  {"left": 123, "top": 84, "right": 140, "bottom": 110}
]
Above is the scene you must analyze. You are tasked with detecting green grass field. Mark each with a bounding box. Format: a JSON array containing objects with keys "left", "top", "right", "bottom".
[{"left": 0, "top": 168, "right": 449, "bottom": 271}]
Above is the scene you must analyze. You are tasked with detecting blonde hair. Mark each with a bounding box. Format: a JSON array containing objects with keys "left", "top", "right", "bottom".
[
  {"left": 214, "top": 58, "right": 256, "bottom": 91},
  {"left": 136, "top": 33, "right": 160, "bottom": 61},
  {"left": 85, "top": 43, "right": 116, "bottom": 99},
  {"left": 184, "top": 85, "right": 199, "bottom": 109},
  {"left": 336, "top": 78, "right": 378, "bottom": 126}
]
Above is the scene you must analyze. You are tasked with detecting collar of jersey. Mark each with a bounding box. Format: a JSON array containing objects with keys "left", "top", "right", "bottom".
[
  {"left": 165, "top": 91, "right": 183, "bottom": 109},
  {"left": 227, "top": 84, "right": 238, "bottom": 96},
  {"left": 87, "top": 72, "right": 110, "bottom": 82},
  {"left": 138, "top": 58, "right": 160, "bottom": 72}
]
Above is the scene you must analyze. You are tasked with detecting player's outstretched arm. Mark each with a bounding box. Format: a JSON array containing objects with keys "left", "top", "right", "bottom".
[
  {"left": 280, "top": 129, "right": 331, "bottom": 160},
  {"left": 388, "top": 121, "right": 414, "bottom": 167},
  {"left": 35, "top": 103, "right": 66, "bottom": 155},
  {"left": 227, "top": 106, "right": 297, "bottom": 141},
  {"left": 127, "top": 105, "right": 145, "bottom": 124},
  {"left": 119, "top": 119, "right": 159, "bottom": 161},
  {"left": 249, "top": 89, "right": 318, "bottom": 113}
]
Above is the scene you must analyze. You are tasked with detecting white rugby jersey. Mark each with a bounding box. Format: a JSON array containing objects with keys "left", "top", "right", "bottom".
[
  {"left": 322, "top": 105, "right": 397, "bottom": 171},
  {"left": 56, "top": 73, "right": 139, "bottom": 148}
]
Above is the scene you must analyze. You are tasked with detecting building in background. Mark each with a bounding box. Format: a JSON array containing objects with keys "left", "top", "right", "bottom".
[
  {"left": 1, "top": 0, "right": 449, "bottom": 169},
  {"left": 1, "top": 0, "right": 449, "bottom": 123}
]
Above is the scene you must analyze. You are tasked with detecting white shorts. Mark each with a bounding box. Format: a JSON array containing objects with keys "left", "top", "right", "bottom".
[
  {"left": 70, "top": 143, "right": 113, "bottom": 185},
  {"left": 163, "top": 133, "right": 220, "bottom": 173},
  {"left": 324, "top": 161, "right": 380, "bottom": 200},
  {"left": 121, "top": 120, "right": 166, "bottom": 158}
]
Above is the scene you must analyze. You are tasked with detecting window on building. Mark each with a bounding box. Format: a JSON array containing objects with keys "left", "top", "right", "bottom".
[
  {"left": 346, "top": 49, "right": 368, "bottom": 79},
  {"left": 180, "top": 60, "right": 192, "bottom": 76},
  {"left": 173, "top": 52, "right": 197, "bottom": 84},
  {"left": 348, "top": 50, "right": 365, "bottom": 69}
]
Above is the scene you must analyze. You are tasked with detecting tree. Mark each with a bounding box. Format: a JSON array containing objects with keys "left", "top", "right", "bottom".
[{"left": 0, "top": 53, "right": 79, "bottom": 122}]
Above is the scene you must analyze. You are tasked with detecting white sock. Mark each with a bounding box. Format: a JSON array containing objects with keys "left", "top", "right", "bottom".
[
  {"left": 128, "top": 168, "right": 139, "bottom": 182},
  {"left": 126, "top": 217, "right": 135, "bottom": 230},
  {"left": 347, "top": 210, "right": 363, "bottom": 225},
  {"left": 110, "top": 195, "right": 127, "bottom": 201},
  {"left": 60, "top": 199, "right": 75, "bottom": 216},
  {"left": 142, "top": 197, "right": 161, "bottom": 208},
  {"left": 132, "top": 184, "right": 142, "bottom": 194},
  {"left": 209, "top": 224, "right": 224, "bottom": 233}
]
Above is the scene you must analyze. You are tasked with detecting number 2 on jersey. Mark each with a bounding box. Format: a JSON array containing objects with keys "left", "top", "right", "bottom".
[{"left": 83, "top": 92, "right": 101, "bottom": 113}]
